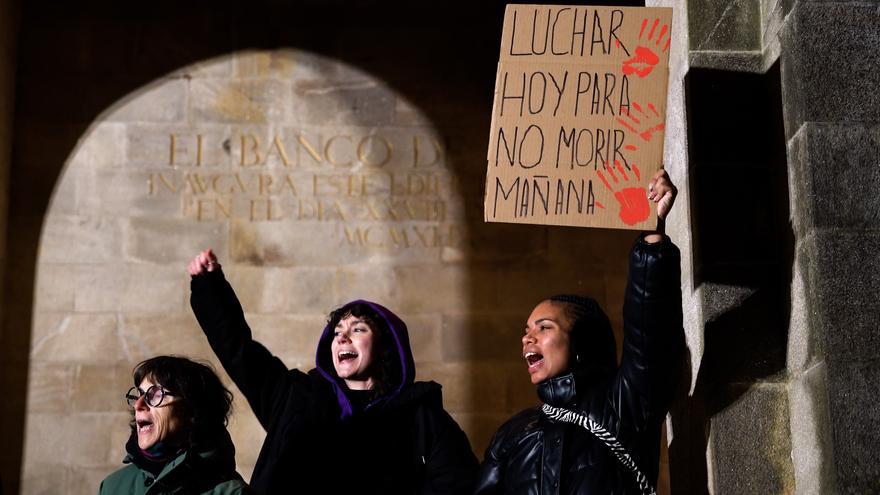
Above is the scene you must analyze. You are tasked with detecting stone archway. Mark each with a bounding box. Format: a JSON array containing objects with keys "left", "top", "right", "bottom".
[{"left": 22, "top": 49, "right": 471, "bottom": 492}]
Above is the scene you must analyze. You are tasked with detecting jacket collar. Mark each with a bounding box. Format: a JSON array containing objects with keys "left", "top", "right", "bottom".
[
  {"left": 123, "top": 429, "right": 237, "bottom": 484},
  {"left": 537, "top": 373, "right": 577, "bottom": 406}
]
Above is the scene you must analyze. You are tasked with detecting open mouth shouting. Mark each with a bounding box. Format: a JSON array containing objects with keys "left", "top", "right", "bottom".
[
  {"left": 337, "top": 350, "right": 359, "bottom": 366},
  {"left": 132, "top": 378, "right": 184, "bottom": 450},
  {"left": 525, "top": 351, "right": 544, "bottom": 374},
  {"left": 330, "top": 314, "right": 377, "bottom": 389},
  {"left": 135, "top": 414, "right": 164, "bottom": 450},
  {"left": 136, "top": 418, "right": 154, "bottom": 435},
  {"left": 522, "top": 300, "right": 573, "bottom": 384},
  {"left": 332, "top": 344, "right": 371, "bottom": 382}
]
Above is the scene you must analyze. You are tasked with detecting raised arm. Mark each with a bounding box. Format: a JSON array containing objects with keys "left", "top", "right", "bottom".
[
  {"left": 189, "top": 249, "right": 293, "bottom": 428},
  {"left": 615, "top": 170, "right": 685, "bottom": 422}
]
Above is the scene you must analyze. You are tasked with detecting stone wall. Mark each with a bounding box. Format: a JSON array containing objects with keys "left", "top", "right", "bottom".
[
  {"left": 24, "top": 48, "right": 478, "bottom": 491},
  {"left": 3, "top": 4, "right": 646, "bottom": 493},
  {"left": 669, "top": 0, "right": 880, "bottom": 493},
  {"left": 669, "top": 0, "right": 799, "bottom": 492},
  {"left": 781, "top": 3, "right": 880, "bottom": 492}
]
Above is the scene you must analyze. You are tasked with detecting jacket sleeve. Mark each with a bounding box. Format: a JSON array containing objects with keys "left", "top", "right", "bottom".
[
  {"left": 612, "top": 234, "right": 685, "bottom": 427},
  {"left": 473, "top": 410, "right": 529, "bottom": 495},
  {"left": 473, "top": 438, "right": 504, "bottom": 495},
  {"left": 190, "top": 269, "right": 292, "bottom": 429},
  {"left": 419, "top": 399, "right": 479, "bottom": 494}
]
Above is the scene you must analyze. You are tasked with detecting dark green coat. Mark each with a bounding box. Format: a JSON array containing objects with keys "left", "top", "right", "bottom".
[{"left": 99, "top": 432, "right": 252, "bottom": 495}]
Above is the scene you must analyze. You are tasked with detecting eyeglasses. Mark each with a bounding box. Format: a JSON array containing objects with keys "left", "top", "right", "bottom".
[{"left": 125, "top": 385, "right": 175, "bottom": 408}]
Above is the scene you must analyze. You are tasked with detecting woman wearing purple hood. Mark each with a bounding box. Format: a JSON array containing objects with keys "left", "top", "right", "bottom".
[{"left": 188, "top": 250, "right": 477, "bottom": 494}]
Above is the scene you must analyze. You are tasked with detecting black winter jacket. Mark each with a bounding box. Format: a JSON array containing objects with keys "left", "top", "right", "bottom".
[
  {"left": 191, "top": 270, "right": 477, "bottom": 495},
  {"left": 474, "top": 235, "right": 685, "bottom": 494}
]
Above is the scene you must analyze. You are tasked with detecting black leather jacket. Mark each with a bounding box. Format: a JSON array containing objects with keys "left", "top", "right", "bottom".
[{"left": 475, "top": 235, "right": 684, "bottom": 494}]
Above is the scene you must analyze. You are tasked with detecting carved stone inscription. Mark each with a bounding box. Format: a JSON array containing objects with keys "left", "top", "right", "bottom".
[
  {"left": 25, "top": 50, "right": 478, "bottom": 493},
  {"left": 143, "top": 129, "right": 463, "bottom": 251}
]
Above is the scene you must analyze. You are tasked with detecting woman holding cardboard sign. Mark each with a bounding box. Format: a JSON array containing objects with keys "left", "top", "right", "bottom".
[{"left": 475, "top": 169, "right": 684, "bottom": 495}]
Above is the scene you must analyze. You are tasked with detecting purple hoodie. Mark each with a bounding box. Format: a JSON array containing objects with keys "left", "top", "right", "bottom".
[{"left": 313, "top": 299, "right": 416, "bottom": 420}]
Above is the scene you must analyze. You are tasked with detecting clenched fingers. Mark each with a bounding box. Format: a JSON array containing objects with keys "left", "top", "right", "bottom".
[
  {"left": 188, "top": 249, "right": 220, "bottom": 276},
  {"left": 647, "top": 169, "right": 677, "bottom": 220}
]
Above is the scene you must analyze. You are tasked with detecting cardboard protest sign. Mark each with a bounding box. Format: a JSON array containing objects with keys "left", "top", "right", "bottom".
[{"left": 485, "top": 4, "right": 672, "bottom": 230}]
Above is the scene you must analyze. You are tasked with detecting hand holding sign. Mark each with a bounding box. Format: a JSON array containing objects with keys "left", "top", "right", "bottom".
[
  {"left": 485, "top": 5, "right": 672, "bottom": 230},
  {"left": 648, "top": 169, "right": 676, "bottom": 220},
  {"left": 643, "top": 168, "right": 676, "bottom": 242},
  {"left": 594, "top": 162, "right": 675, "bottom": 226}
]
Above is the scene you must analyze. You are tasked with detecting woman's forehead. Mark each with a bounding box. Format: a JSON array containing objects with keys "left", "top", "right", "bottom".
[
  {"left": 529, "top": 300, "right": 564, "bottom": 318},
  {"left": 137, "top": 374, "right": 159, "bottom": 388},
  {"left": 337, "top": 315, "right": 369, "bottom": 326},
  {"left": 528, "top": 300, "right": 571, "bottom": 326}
]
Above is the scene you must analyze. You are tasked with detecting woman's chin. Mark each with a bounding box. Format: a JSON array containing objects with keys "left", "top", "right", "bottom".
[
  {"left": 137, "top": 431, "right": 158, "bottom": 450},
  {"left": 529, "top": 371, "right": 549, "bottom": 385},
  {"left": 528, "top": 362, "right": 549, "bottom": 384}
]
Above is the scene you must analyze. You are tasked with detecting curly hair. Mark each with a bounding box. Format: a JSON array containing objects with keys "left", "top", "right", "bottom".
[
  {"left": 326, "top": 303, "right": 402, "bottom": 401},
  {"left": 131, "top": 355, "right": 233, "bottom": 446}
]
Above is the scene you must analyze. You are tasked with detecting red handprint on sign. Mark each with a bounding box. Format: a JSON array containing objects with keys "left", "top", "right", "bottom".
[
  {"left": 621, "top": 18, "right": 670, "bottom": 79},
  {"left": 596, "top": 160, "right": 649, "bottom": 226},
  {"left": 617, "top": 101, "right": 665, "bottom": 142}
]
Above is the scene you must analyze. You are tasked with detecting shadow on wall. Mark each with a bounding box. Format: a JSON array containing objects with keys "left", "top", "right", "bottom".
[
  {"left": 2, "top": 2, "right": 507, "bottom": 492},
  {"left": 669, "top": 62, "right": 795, "bottom": 494},
  {"left": 2, "top": 1, "right": 647, "bottom": 492}
]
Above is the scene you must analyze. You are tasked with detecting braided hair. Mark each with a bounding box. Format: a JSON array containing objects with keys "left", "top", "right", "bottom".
[{"left": 548, "top": 295, "right": 617, "bottom": 379}]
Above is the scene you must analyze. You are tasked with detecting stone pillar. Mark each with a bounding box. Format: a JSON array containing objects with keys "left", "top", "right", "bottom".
[
  {"left": 781, "top": 2, "right": 880, "bottom": 492},
  {"left": 0, "top": 0, "right": 17, "bottom": 493},
  {"left": 671, "top": 0, "right": 878, "bottom": 492},
  {"left": 672, "top": 0, "right": 797, "bottom": 493}
]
